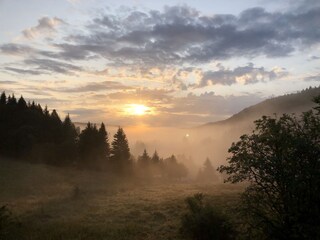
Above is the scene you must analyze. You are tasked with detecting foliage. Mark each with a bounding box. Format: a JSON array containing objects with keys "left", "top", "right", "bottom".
[
  {"left": 180, "top": 193, "right": 235, "bottom": 240},
  {"left": 218, "top": 96, "right": 320, "bottom": 239}
]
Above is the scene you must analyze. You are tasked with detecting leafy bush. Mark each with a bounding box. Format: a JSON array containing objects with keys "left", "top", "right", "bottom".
[{"left": 180, "top": 193, "right": 235, "bottom": 240}]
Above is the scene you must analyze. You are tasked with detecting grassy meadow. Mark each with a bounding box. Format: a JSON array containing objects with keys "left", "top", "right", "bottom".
[{"left": 0, "top": 159, "right": 244, "bottom": 240}]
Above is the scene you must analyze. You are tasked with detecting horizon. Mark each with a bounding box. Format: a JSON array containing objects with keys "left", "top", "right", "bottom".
[{"left": 1, "top": 0, "right": 320, "bottom": 127}]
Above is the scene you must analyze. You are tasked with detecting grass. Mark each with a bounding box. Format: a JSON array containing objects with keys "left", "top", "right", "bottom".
[{"left": 0, "top": 159, "right": 244, "bottom": 240}]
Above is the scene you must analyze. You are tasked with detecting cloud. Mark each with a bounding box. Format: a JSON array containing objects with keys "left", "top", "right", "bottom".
[
  {"left": 4, "top": 67, "right": 42, "bottom": 75},
  {"left": 60, "top": 81, "right": 131, "bottom": 92},
  {"left": 304, "top": 74, "right": 320, "bottom": 82},
  {"left": 0, "top": 80, "right": 17, "bottom": 84},
  {"left": 309, "top": 55, "right": 320, "bottom": 61},
  {"left": 198, "top": 63, "right": 288, "bottom": 87},
  {"left": 0, "top": 44, "right": 35, "bottom": 56},
  {"left": 67, "top": 108, "right": 108, "bottom": 119},
  {"left": 45, "top": 4, "right": 320, "bottom": 66},
  {"left": 103, "top": 88, "right": 264, "bottom": 127},
  {"left": 22, "top": 17, "right": 66, "bottom": 39},
  {"left": 23, "top": 58, "right": 82, "bottom": 75}
]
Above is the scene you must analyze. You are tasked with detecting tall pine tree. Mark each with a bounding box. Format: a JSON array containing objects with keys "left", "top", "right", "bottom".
[{"left": 110, "top": 127, "right": 131, "bottom": 174}]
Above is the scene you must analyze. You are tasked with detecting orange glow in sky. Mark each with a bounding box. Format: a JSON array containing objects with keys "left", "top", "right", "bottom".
[{"left": 124, "top": 104, "right": 152, "bottom": 116}]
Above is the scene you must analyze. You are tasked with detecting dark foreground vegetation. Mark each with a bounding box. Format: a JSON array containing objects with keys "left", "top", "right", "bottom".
[{"left": 1, "top": 91, "right": 319, "bottom": 240}]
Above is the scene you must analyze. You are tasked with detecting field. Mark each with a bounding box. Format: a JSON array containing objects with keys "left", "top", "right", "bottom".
[{"left": 0, "top": 159, "right": 244, "bottom": 240}]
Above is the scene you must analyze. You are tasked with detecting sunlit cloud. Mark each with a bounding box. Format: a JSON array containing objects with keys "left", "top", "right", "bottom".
[{"left": 22, "top": 17, "right": 66, "bottom": 39}]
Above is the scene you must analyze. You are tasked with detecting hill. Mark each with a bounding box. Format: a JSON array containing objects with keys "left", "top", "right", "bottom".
[
  {"left": 188, "top": 86, "right": 320, "bottom": 167},
  {"left": 201, "top": 86, "right": 320, "bottom": 129}
]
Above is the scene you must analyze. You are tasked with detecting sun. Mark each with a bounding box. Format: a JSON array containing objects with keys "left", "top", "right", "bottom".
[{"left": 124, "top": 104, "right": 151, "bottom": 116}]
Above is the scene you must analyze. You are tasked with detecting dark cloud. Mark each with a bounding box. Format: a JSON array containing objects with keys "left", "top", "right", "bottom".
[
  {"left": 198, "top": 63, "right": 287, "bottom": 87},
  {"left": 0, "top": 44, "right": 35, "bottom": 56},
  {"left": 46, "top": 4, "right": 320, "bottom": 65},
  {"left": 23, "top": 58, "right": 82, "bottom": 75},
  {"left": 4, "top": 67, "right": 42, "bottom": 75},
  {"left": 309, "top": 56, "right": 320, "bottom": 61},
  {"left": 304, "top": 74, "right": 320, "bottom": 82}
]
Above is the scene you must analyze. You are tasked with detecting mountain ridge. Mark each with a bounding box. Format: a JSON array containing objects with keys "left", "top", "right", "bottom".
[{"left": 200, "top": 86, "right": 320, "bottom": 129}]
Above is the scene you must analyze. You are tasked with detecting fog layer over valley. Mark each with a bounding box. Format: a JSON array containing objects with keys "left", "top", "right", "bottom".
[{"left": 74, "top": 87, "right": 320, "bottom": 176}]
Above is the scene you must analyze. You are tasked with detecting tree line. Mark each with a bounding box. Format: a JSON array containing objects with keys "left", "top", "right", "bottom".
[{"left": 0, "top": 92, "right": 189, "bottom": 179}]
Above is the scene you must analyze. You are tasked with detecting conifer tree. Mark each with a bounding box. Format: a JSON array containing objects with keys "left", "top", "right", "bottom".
[
  {"left": 7, "top": 94, "right": 17, "bottom": 105},
  {"left": 151, "top": 150, "right": 160, "bottom": 164},
  {"left": 197, "top": 158, "right": 219, "bottom": 183},
  {"left": 138, "top": 149, "right": 150, "bottom": 167},
  {"left": 98, "top": 122, "right": 110, "bottom": 161},
  {"left": 17, "top": 96, "right": 27, "bottom": 109},
  {"left": 0, "top": 92, "right": 6, "bottom": 105},
  {"left": 110, "top": 127, "right": 131, "bottom": 173}
]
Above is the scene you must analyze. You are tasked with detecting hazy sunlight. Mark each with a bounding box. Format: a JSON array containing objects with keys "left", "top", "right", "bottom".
[{"left": 124, "top": 104, "right": 151, "bottom": 116}]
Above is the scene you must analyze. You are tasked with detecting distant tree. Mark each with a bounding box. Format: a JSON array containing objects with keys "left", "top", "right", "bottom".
[
  {"left": 17, "top": 96, "right": 27, "bottom": 109},
  {"left": 137, "top": 149, "right": 151, "bottom": 178},
  {"left": 0, "top": 92, "right": 6, "bottom": 105},
  {"left": 164, "top": 155, "right": 188, "bottom": 179},
  {"left": 110, "top": 127, "right": 131, "bottom": 174},
  {"left": 218, "top": 97, "right": 320, "bottom": 239},
  {"left": 78, "top": 122, "right": 101, "bottom": 169},
  {"left": 43, "top": 105, "right": 50, "bottom": 117},
  {"left": 50, "top": 109, "right": 62, "bottom": 124},
  {"left": 197, "top": 158, "right": 219, "bottom": 183},
  {"left": 59, "top": 114, "right": 79, "bottom": 165},
  {"left": 7, "top": 94, "right": 16, "bottom": 105},
  {"left": 97, "top": 122, "right": 110, "bottom": 169},
  {"left": 138, "top": 149, "right": 151, "bottom": 167},
  {"left": 151, "top": 150, "right": 160, "bottom": 164}
]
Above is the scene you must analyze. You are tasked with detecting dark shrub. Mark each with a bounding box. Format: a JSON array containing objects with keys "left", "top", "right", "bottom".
[{"left": 180, "top": 193, "right": 235, "bottom": 240}]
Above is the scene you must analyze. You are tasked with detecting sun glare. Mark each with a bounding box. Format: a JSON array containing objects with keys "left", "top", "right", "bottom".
[{"left": 124, "top": 104, "right": 151, "bottom": 116}]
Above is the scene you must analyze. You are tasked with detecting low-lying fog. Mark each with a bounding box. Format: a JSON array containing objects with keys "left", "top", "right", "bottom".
[{"left": 77, "top": 121, "right": 254, "bottom": 176}]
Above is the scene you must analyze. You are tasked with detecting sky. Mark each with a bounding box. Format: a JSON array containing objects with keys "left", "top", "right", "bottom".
[{"left": 0, "top": 0, "right": 319, "bottom": 127}]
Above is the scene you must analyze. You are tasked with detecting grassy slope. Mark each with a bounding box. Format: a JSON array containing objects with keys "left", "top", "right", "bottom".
[{"left": 0, "top": 159, "right": 243, "bottom": 240}]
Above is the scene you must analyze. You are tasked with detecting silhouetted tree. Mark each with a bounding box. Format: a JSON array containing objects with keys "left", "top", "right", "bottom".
[
  {"left": 218, "top": 96, "right": 320, "bottom": 240},
  {"left": 58, "top": 114, "right": 79, "bottom": 165},
  {"left": 97, "top": 122, "right": 110, "bottom": 170},
  {"left": 0, "top": 92, "right": 79, "bottom": 165},
  {"left": 0, "top": 92, "right": 6, "bottom": 105},
  {"left": 7, "top": 94, "right": 16, "bottom": 105},
  {"left": 110, "top": 127, "right": 131, "bottom": 174},
  {"left": 17, "top": 96, "right": 27, "bottom": 109}
]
